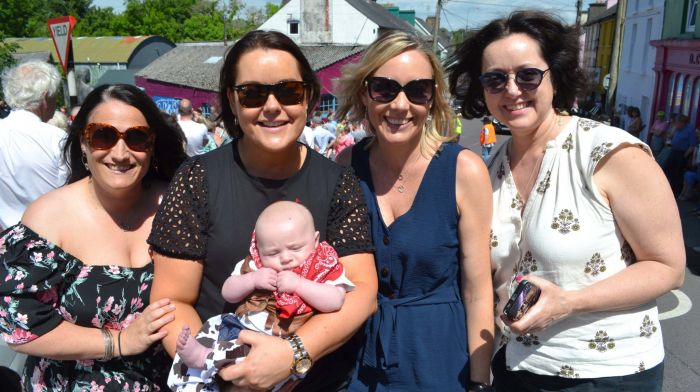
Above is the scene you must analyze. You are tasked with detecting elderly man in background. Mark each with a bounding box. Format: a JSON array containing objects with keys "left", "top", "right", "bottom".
[
  {"left": 0, "top": 60, "right": 68, "bottom": 230},
  {"left": 177, "top": 98, "right": 210, "bottom": 156}
]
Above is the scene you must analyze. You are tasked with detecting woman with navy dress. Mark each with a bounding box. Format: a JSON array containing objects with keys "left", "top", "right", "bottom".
[{"left": 335, "top": 30, "right": 494, "bottom": 391}]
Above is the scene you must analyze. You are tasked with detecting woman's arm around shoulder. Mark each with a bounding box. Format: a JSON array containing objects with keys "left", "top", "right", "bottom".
[{"left": 455, "top": 148, "right": 494, "bottom": 386}]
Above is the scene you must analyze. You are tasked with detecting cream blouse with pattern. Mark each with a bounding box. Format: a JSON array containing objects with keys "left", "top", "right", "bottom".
[{"left": 489, "top": 116, "right": 664, "bottom": 378}]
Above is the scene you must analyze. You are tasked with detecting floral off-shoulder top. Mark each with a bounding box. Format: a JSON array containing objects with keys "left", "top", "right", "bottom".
[{"left": 0, "top": 224, "right": 170, "bottom": 391}]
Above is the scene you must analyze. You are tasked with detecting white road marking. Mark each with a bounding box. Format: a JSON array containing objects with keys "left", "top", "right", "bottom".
[{"left": 659, "top": 289, "right": 692, "bottom": 320}]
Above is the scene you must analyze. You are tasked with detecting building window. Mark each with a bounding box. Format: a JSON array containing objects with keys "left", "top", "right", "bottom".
[
  {"left": 319, "top": 94, "right": 337, "bottom": 112},
  {"left": 627, "top": 23, "right": 637, "bottom": 71},
  {"left": 688, "top": 0, "right": 697, "bottom": 32},
  {"left": 666, "top": 74, "right": 676, "bottom": 115},
  {"left": 288, "top": 20, "right": 299, "bottom": 35},
  {"left": 642, "top": 18, "right": 652, "bottom": 72}
]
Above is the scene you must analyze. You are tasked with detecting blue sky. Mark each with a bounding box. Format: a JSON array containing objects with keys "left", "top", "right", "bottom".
[{"left": 93, "top": 0, "right": 602, "bottom": 30}]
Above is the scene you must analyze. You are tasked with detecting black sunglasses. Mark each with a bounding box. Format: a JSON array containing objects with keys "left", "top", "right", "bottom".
[
  {"left": 365, "top": 77, "right": 436, "bottom": 105},
  {"left": 479, "top": 68, "right": 550, "bottom": 94},
  {"left": 84, "top": 123, "right": 154, "bottom": 152},
  {"left": 232, "top": 81, "right": 309, "bottom": 108}
]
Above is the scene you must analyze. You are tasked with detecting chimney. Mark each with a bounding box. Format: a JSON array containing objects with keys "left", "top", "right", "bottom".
[{"left": 426, "top": 16, "right": 436, "bottom": 31}]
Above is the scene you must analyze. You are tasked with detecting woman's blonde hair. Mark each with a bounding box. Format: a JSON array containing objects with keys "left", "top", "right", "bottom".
[{"left": 335, "top": 30, "right": 454, "bottom": 155}]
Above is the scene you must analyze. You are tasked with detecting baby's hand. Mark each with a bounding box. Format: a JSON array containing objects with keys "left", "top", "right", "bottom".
[
  {"left": 253, "top": 268, "right": 278, "bottom": 291},
  {"left": 276, "top": 271, "right": 300, "bottom": 294}
]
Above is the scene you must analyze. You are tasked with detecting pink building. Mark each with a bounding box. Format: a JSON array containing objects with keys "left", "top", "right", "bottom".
[{"left": 135, "top": 42, "right": 364, "bottom": 115}]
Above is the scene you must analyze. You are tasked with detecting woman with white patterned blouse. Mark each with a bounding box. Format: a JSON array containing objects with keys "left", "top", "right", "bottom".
[{"left": 448, "top": 10, "right": 685, "bottom": 392}]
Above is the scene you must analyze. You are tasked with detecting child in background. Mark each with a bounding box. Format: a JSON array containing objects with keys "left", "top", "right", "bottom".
[
  {"left": 480, "top": 117, "right": 497, "bottom": 161},
  {"left": 168, "top": 201, "right": 354, "bottom": 392}
]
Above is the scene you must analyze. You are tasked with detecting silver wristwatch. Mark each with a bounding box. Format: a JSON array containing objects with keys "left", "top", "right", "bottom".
[{"left": 286, "top": 333, "right": 313, "bottom": 375}]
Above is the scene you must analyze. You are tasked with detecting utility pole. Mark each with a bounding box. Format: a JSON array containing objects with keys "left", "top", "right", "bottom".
[
  {"left": 575, "top": 0, "right": 583, "bottom": 29},
  {"left": 432, "top": 0, "right": 443, "bottom": 53},
  {"left": 606, "top": 0, "right": 626, "bottom": 116}
]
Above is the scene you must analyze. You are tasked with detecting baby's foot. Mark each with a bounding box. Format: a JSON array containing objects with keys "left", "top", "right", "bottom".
[{"left": 176, "top": 325, "right": 211, "bottom": 369}]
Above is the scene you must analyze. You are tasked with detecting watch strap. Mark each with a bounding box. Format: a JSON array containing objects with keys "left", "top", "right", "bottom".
[{"left": 469, "top": 381, "right": 493, "bottom": 392}]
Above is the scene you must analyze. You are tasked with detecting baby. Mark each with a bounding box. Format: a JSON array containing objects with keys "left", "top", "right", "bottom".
[{"left": 168, "top": 201, "right": 353, "bottom": 391}]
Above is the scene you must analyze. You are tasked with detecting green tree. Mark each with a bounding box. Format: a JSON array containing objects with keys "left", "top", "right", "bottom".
[
  {"left": 0, "top": 33, "right": 19, "bottom": 99},
  {"left": 265, "top": 2, "right": 281, "bottom": 19}
]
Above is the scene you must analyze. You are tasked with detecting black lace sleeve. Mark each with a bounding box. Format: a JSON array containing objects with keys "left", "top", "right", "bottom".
[
  {"left": 327, "top": 167, "right": 374, "bottom": 257},
  {"left": 147, "top": 158, "right": 208, "bottom": 260}
]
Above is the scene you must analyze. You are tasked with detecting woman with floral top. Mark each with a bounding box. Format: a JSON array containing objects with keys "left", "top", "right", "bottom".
[
  {"left": 0, "top": 84, "right": 187, "bottom": 391},
  {"left": 448, "top": 11, "right": 685, "bottom": 392}
]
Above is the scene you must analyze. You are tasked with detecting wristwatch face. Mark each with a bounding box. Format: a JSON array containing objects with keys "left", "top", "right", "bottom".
[{"left": 294, "top": 357, "right": 312, "bottom": 374}]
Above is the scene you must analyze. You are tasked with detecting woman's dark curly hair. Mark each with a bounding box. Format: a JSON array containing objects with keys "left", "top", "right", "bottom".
[
  {"left": 447, "top": 10, "right": 588, "bottom": 119},
  {"left": 218, "top": 30, "right": 321, "bottom": 138},
  {"left": 63, "top": 84, "right": 187, "bottom": 184}
]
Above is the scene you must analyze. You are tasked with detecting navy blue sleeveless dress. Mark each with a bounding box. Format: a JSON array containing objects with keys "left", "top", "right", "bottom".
[{"left": 349, "top": 140, "right": 469, "bottom": 391}]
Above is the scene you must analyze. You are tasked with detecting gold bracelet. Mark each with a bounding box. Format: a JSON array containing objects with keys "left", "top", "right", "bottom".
[{"left": 99, "top": 328, "right": 114, "bottom": 361}]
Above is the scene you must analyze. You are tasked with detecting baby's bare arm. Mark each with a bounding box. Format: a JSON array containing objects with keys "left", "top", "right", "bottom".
[
  {"left": 277, "top": 271, "right": 346, "bottom": 312},
  {"left": 222, "top": 268, "right": 277, "bottom": 303}
]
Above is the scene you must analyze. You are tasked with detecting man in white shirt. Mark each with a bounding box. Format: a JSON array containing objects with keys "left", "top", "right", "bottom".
[
  {"left": 0, "top": 60, "right": 68, "bottom": 229},
  {"left": 298, "top": 120, "right": 315, "bottom": 149},
  {"left": 312, "top": 119, "right": 336, "bottom": 156},
  {"left": 178, "top": 99, "right": 210, "bottom": 156}
]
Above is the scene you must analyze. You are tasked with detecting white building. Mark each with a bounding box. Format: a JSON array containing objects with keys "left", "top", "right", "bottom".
[
  {"left": 615, "top": 0, "right": 666, "bottom": 138},
  {"left": 258, "top": 0, "right": 413, "bottom": 46}
]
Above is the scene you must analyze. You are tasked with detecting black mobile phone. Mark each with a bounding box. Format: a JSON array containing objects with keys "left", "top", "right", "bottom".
[{"left": 503, "top": 280, "right": 541, "bottom": 322}]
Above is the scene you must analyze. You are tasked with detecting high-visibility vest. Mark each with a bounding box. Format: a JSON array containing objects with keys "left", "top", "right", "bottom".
[{"left": 480, "top": 123, "right": 497, "bottom": 144}]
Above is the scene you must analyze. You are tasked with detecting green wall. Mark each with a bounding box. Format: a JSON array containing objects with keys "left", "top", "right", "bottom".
[{"left": 662, "top": 0, "right": 699, "bottom": 39}]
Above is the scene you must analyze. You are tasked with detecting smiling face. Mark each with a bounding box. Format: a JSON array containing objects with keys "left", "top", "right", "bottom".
[
  {"left": 227, "top": 48, "right": 308, "bottom": 153},
  {"left": 363, "top": 49, "right": 433, "bottom": 146},
  {"left": 255, "top": 202, "right": 319, "bottom": 272},
  {"left": 81, "top": 99, "right": 152, "bottom": 193},
  {"left": 481, "top": 33, "right": 555, "bottom": 135}
]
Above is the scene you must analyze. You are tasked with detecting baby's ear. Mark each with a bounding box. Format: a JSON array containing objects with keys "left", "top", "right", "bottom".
[{"left": 314, "top": 231, "right": 320, "bottom": 247}]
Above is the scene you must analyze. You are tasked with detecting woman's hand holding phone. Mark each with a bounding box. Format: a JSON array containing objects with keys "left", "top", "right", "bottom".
[{"left": 502, "top": 275, "right": 575, "bottom": 335}]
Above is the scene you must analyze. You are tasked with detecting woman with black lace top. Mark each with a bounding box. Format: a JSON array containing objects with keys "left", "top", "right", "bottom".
[{"left": 147, "top": 30, "right": 377, "bottom": 391}]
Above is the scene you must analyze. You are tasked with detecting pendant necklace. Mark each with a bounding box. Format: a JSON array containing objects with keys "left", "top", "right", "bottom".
[{"left": 397, "top": 174, "right": 406, "bottom": 193}]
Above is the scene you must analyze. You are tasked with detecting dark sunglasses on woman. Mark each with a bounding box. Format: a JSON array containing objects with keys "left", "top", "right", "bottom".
[
  {"left": 365, "top": 77, "right": 436, "bottom": 105},
  {"left": 232, "top": 80, "right": 309, "bottom": 108},
  {"left": 479, "top": 68, "right": 549, "bottom": 94},
  {"left": 84, "top": 123, "right": 154, "bottom": 152}
]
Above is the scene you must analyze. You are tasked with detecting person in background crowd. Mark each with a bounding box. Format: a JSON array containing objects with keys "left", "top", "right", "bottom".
[
  {"left": 0, "top": 99, "right": 10, "bottom": 119},
  {"left": 625, "top": 106, "right": 643, "bottom": 138},
  {"left": 649, "top": 110, "right": 669, "bottom": 156},
  {"left": 350, "top": 121, "right": 368, "bottom": 143},
  {"left": 678, "top": 128, "right": 700, "bottom": 204},
  {"left": 663, "top": 114, "right": 697, "bottom": 196},
  {"left": 480, "top": 116, "right": 497, "bottom": 161},
  {"left": 68, "top": 105, "right": 81, "bottom": 126},
  {"left": 312, "top": 117, "right": 336, "bottom": 157},
  {"left": 299, "top": 118, "right": 316, "bottom": 148},
  {"left": 147, "top": 30, "right": 377, "bottom": 391},
  {"left": 452, "top": 112, "right": 463, "bottom": 143},
  {"left": 47, "top": 109, "right": 68, "bottom": 131},
  {"left": 0, "top": 60, "right": 68, "bottom": 231},
  {"left": 0, "top": 84, "right": 188, "bottom": 391},
  {"left": 334, "top": 122, "right": 355, "bottom": 158},
  {"left": 178, "top": 98, "right": 210, "bottom": 156},
  {"left": 335, "top": 29, "right": 494, "bottom": 391},
  {"left": 449, "top": 10, "right": 684, "bottom": 391}
]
